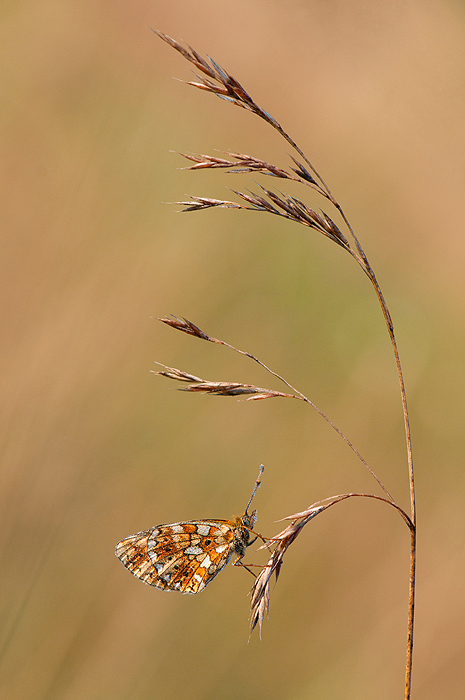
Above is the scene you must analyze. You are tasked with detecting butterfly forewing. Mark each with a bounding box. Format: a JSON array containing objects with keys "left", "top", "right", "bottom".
[{"left": 115, "top": 514, "right": 256, "bottom": 594}]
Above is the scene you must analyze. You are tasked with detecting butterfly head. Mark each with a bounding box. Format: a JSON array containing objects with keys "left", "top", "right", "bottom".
[{"left": 240, "top": 509, "right": 257, "bottom": 531}]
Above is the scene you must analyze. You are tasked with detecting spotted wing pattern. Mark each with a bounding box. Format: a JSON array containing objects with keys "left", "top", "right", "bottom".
[{"left": 115, "top": 513, "right": 256, "bottom": 594}]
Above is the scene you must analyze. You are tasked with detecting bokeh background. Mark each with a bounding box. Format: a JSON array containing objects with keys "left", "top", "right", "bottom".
[{"left": 2, "top": 1, "right": 465, "bottom": 698}]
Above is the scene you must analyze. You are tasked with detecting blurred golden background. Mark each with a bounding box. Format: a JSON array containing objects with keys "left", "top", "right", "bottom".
[{"left": 2, "top": 1, "right": 465, "bottom": 698}]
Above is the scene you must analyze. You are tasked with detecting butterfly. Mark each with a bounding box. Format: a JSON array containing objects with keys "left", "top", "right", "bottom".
[{"left": 115, "top": 466, "right": 264, "bottom": 594}]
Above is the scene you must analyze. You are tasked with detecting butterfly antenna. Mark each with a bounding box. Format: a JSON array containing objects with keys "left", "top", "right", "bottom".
[{"left": 245, "top": 465, "right": 264, "bottom": 513}]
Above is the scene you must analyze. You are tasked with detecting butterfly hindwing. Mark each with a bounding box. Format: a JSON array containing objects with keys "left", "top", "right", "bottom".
[{"left": 115, "top": 517, "right": 253, "bottom": 594}]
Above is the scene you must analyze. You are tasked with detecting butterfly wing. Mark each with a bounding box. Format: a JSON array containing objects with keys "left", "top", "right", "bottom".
[{"left": 115, "top": 520, "right": 237, "bottom": 594}]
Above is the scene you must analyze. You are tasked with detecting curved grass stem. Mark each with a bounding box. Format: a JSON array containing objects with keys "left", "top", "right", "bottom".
[{"left": 156, "top": 30, "right": 416, "bottom": 699}]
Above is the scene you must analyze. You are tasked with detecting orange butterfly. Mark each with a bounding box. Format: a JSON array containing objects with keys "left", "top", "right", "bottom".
[{"left": 115, "top": 466, "right": 263, "bottom": 594}]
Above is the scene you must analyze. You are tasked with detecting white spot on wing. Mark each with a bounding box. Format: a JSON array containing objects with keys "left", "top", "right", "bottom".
[
  {"left": 185, "top": 545, "right": 203, "bottom": 555},
  {"left": 197, "top": 524, "right": 210, "bottom": 536},
  {"left": 170, "top": 524, "right": 184, "bottom": 534},
  {"left": 215, "top": 544, "right": 227, "bottom": 553}
]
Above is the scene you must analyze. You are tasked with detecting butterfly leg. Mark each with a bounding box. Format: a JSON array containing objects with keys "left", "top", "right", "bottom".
[
  {"left": 233, "top": 559, "right": 257, "bottom": 578},
  {"left": 248, "top": 529, "right": 271, "bottom": 547}
]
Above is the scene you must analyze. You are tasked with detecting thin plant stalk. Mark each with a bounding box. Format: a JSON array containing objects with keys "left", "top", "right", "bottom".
[
  {"left": 157, "top": 317, "right": 396, "bottom": 504},
  {"left": 155, "top": 31, "right": 416, "bottom": 700}
]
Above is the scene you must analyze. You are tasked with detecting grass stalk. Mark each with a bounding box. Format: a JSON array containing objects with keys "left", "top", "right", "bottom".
[{"left": 155, "top": 30, "right": 416, "bottom": 699}]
